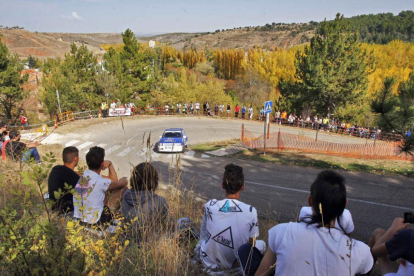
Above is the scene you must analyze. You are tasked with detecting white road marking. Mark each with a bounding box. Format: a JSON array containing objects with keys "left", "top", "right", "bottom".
[
  {"left": 65, "top": 140, "right": 80, "bottom": 147},
  {"left": 152, "top": 152, "right": 160, "bottom": 158},
  {"left": 138, "top": 148, "right": 148, "bottom": 156},
  {"left": 77, "top": 141, "right": 94, "bottom": 150},
  {"left": 201, "top": 154, "right": 210, "bottom": 158},
  {"left": 96, "top": 143, "right": 107, "bottom": 148},
  {"left": 105, "top": 145, "right": 121, "bottom": 155},
  {"left": 184, "top": 151, "right": 195, "bottom": 158},
  {"left": 185, "top": 169, "right": 414, "bottom": 211},
  {"left": 116, "top": 146, "right": 136, "bottom": 157},
  {"left": 166, "top": 154, "right": 172, "bottom": 159}
]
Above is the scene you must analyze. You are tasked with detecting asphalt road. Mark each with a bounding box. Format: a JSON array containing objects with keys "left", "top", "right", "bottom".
[{"left": 43, "top": 116, "right": 414, "bottom": 243}]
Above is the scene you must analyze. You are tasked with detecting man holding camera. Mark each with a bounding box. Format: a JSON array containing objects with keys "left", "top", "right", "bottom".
[{"left": 370, "top": 217, "right": 413, "bottom": 276}]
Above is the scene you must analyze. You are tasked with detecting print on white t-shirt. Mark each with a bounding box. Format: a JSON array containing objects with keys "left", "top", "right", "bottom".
[
  {"left": 198, "top": 198, "right": 259, "bottom": 271},
  {"left": 73, "top": 169, "right": 111, "bottom": 224}
]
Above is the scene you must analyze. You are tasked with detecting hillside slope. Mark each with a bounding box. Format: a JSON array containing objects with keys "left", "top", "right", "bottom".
[{"left": 0, "top": 29, "right": 122, "bottom": 59}]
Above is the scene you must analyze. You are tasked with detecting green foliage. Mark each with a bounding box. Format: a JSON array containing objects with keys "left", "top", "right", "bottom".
[
  {"left": 0, "top": 153, "right": 128, "bottom": 275},
  {"left": 234, "top": 66, "right": 272, "bottom": 109},
  {"left": 346, "top": 10, "right": 414, "bottom": 44},
  {"left": 0, "top": 35, "right": 29, "bottom": 121},
  {"left": 26, "top": 55, "right": 39, "bottom": 69},
  {"left": 159, "top": 68, "right": 231, "bottom": 105},
  {"left": 103, "top": 29, "right": 158, "bottom": 104},
  {"left": 372, "top": 74, "right": 414, "bottom": 155},
  {"left": 287, "top": 13, "right": 373, "bottom": 118},
  {"left": 194, "top": 61, "right": 215, "bottom": 76},
  {"left": 41, "top": 43, "right": 100, "bottom": 115}
]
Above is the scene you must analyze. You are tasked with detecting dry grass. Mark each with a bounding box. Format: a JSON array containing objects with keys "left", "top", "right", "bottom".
[{"left": 235, "top": 148, "right": 414, "bottom": 177}]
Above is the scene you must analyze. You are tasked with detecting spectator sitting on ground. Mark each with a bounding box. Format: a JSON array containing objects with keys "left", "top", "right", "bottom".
[
  {"left": 298, "top": 206, "right": 354, "bottom": 234},
  {"left": 73, "top": 146, "right": 128, "bottom": 226},
  {"left": 121, "top": 162, "right": 168, "bottom": 241},
  {"left": 48, "top": 146, "right": 80, "bottom": 214},
  {"left": 5, "top": 130, "right": 41, "bottom": 163},
  {"left": 194, "top": 163, "right": 260, "bottom": 274},
  {"left": 238, "top": 170, "right": 373, "bottom": 276},
  {"left": 369, "top": 218, "right": 413, "bottom": 276}
]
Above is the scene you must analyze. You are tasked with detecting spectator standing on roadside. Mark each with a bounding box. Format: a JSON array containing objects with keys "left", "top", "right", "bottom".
[
  {"left": 116, "top": 99, "right": 121, "bottom": 107},
  {"left": 189, "top": 102, "right": 194, "bottom": 115},
  {"left": 195, "top": 101, "right": 200, "bottom": 115},
  {"left": 110, "top": 100, "right": 116, "bottom": 109},
  {"left": 20, "top": 114, "right": 28, "bottom": 129},
  {"left": 248, "top": 105, "right": 253, "bottom": 120},
  {"left": 101, "top": 101, "right": 108, "bottom": 118},
  {"left": 48, "top": 147, "right": 80, "bottom": 214},
  {"left": 275, "top": 110, "right": 281, "bottom": 124},
  {"left": 203, "top": 102, "right": 207, "bottom": 115},
  {"left": 219, "top": 103, "right": 224, "bottom": 116},
  {"left": 214, "top": 103, "right": 219, "bottom": 116},
  {"left": 165, "top": 103, "right": 169, "bottom": 115},
  {"left": 226, "top": 103, "right": 231, "bottom": 117},
  {"left": 241, "top": 105, "right": 246, "bottom": 119},
  {"left": 235, "top": 104, "right": 240, "bottom": 118},
  {"left": 183, "top": 102, "right": 188, "bottom": 115},
  {"left": 260, "top": 107, "right": 265, "bottom": 121}
]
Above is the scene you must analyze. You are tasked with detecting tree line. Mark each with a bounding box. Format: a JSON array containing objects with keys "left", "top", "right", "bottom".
[{"left": 0, "top": 14, "right": 413, "bottom": 152}]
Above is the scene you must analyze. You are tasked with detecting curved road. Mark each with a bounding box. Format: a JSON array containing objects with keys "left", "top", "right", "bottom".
[{"left": 43, "top": 116, "right": 414, "bottom": 242}]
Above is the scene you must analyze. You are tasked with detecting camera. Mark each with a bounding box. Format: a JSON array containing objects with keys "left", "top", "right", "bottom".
[{"left": 404, "top": 212, "right": 414, "bottom": 224}]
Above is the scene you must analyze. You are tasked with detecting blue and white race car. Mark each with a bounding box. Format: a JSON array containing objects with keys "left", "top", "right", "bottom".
[{"left": 158, "top": 128, "right": 188, "bottom": 153}]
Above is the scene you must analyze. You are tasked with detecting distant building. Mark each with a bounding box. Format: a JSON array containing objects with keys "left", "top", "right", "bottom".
[{"left": 149, "top": 40, "right": 156, "bottom": 48}]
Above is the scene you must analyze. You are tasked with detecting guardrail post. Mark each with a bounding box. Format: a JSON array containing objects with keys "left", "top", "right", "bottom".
[{"left": 241, "top": 124, "right": 244, "bottom": 142}]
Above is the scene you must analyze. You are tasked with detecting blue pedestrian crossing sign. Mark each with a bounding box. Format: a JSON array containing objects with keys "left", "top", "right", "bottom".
[{"left": 264, "top": 101, "right": 273, "bottom": 114}]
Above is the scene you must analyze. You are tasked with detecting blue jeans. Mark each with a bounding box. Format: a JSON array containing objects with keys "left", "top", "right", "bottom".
[{"left": 22, "top": 148, "right": 41, "bottom": 163}]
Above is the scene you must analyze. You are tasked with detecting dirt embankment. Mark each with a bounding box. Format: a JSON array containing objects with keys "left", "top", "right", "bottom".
[{"left": 0, "top": 29, "right": 122, "bottom": 60}]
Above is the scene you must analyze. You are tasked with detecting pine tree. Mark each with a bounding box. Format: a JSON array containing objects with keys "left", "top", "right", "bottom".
[
  {"left": 0, "top": 35, "right": 28, "bottom": 121},
  {"left": 293, "top": 13, "right": 374, "bottom": 118}
]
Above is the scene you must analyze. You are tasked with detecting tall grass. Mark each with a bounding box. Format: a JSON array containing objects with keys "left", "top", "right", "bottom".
[{"left": 0, "top": 144, "right": 204, "bottom": 275}]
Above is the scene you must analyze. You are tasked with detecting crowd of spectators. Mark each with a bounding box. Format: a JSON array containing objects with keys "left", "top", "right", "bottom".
[{"left": 46, "top": 145, "right": 413, "bottom": 276}]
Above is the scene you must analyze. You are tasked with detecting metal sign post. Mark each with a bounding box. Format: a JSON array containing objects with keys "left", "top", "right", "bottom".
[
  {"left": 263, "top": 101, "right": 273, "bottom": 155},
  {"left": 56, "top": 90, "right": 62, "bottom": 114}
]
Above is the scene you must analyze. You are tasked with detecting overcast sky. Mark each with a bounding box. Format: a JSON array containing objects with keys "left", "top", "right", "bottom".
[{"left": 0, "top": 0, "right": 412, "bottom": 35}]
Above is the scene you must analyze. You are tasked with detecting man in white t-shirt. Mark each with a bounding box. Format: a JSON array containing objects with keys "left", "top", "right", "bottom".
[
  {"left": 73, "top": 146, "right": 127, "bottom": 225},
  {"left": 239, "top": 170, "right": 373, "bottom": 276},
  {"left": 299, "top": 206, "right": 354, "bottom": 234},
  {"left": 195, "top": 164, "right": 259, "bottom": 274},
  {"left": 195, "top": 101, "right": 200, "bottom": 115},
  {"left": 370, "top": 218, "right": 413, "bottom": 276}
]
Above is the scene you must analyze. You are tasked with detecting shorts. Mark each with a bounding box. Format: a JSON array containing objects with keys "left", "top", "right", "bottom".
[{"left": 227, "top": 110, "right": 230, "bottom": 113}]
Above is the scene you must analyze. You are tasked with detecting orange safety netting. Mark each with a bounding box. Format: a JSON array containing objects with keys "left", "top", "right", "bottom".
[{"left": 242, "top": 128, "right": 413, "bottom": 161}]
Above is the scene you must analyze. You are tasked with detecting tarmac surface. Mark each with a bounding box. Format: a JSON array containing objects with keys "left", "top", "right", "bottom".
[{"left": 43, "top": 116, "right": 414, "bottom": 243}]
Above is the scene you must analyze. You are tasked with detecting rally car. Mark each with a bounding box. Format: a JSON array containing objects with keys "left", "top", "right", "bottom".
[{"left": 158, "top": 128, "right": 188, "bottom": 153}]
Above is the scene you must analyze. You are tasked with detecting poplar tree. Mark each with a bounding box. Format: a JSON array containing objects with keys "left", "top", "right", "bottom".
[{"left": 293, "top": 13, "right": 373, "bottom": 118}]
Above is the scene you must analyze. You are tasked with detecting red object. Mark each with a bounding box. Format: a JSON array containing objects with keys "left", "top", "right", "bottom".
[
  {"left": 21, "top": 116, "right": 27, "bottom": 124},
  {"left": 235, "top": 106, "right": 240, "bottom": 112},
  {"left": 1, "top": 140, "right": 9, "bottom": 160}
]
